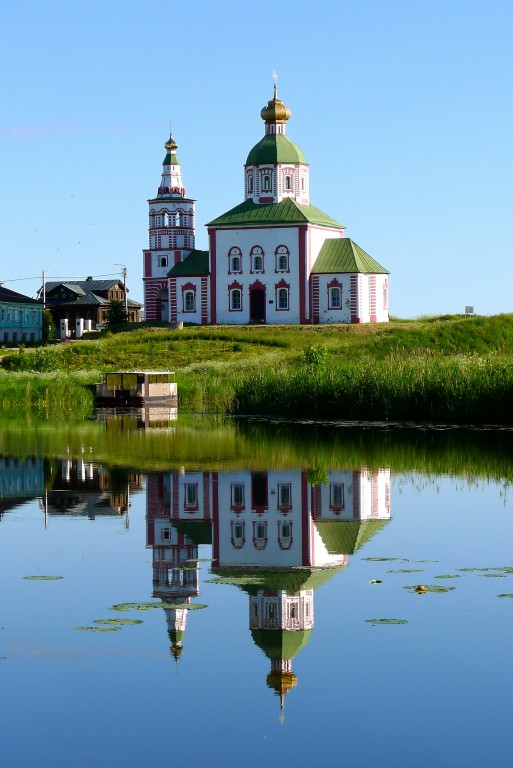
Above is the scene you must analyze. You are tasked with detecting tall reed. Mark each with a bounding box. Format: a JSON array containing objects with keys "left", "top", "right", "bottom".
[{"left": 232, "top": 355, "right": 513, "bottom": 424}]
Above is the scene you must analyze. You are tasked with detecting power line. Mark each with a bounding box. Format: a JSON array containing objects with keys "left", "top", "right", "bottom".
[{"left": 2, "top": 272, "right": 121, "bottom": 283}]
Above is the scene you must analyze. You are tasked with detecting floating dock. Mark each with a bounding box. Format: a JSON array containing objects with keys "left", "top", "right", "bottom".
[{"left": 95, "top": 371, "right": 177, "bottom": 406}]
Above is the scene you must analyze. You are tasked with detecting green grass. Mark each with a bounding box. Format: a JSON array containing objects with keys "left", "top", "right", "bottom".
[{"left": 3, "top": 314, "right": 513, "bottom": 421}]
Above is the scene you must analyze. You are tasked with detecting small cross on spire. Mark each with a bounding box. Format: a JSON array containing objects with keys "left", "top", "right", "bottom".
[{"left": 273, "top": 70, "right": 278, "bottom": 98}]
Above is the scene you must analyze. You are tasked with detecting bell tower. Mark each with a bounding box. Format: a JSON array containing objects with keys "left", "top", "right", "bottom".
[{"left": 143, "top": 133, "right": 197, "bottom": 321}]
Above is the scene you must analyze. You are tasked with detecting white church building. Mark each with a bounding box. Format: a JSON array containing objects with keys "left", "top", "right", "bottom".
[{"left": 143, "top": 83, "right": 389, "bottom": 325}]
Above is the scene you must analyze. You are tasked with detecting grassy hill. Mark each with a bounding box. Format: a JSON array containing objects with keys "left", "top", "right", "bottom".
[{"left": 3, "top": 314, "right": 513, "bottom": 420}]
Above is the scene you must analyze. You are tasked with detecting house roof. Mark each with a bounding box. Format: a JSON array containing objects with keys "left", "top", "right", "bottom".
[
  {"left": 0, "top": 285, "right": 41, "bottom": 305},
  {"left": 167, "top": 249, "right": 210, "bottom": 277},
  {"left": 246, "top": 133, "right": 307, "bottom": 166},
  {"left": 311, "top": 238, "right": 389, "bottom": 275},
  {"left": 45, "top": 279, "right": 121, "bottom": 294},
  {"left": 207, "top": 198, "right": 344, "bottom": 229},
  {"left": 59, "top": 292, "right": 142, "bottom": 308}
]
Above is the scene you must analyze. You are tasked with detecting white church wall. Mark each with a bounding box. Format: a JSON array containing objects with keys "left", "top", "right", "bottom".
[
  {"left": 214, "top": 227, "right": 303, "bottom": 324},
  {"left": 174, "top": 276, "right": 204, "bottom": 325}
]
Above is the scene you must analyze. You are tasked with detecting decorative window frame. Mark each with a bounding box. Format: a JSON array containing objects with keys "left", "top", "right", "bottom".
[
  {"left": 230, "top": 482, "right": 245, "bottom": 511},
  {"left": 383, "top": 278, "right": 389, "bottom": 310},
  {"left": 247, "top": 173, "right": 254, "bottom": 194},
  {"left": 277, "top": 482, "right": 292, "bottom": 511},
  {"left": 252, "top": 520, "right": 268, "bottom": 550},
  {"left": 275, "top": 245, "right": 290, "bottom": 273},
  {"left": 275, "top": 279, "right": 290, "bottom": 311},
  {"left": 228, "top": 281, "right": 243, "bottom": 312},
  {"left": 327, "top": 278, "right": 343, "bottom": 310},
  {"left": 181, "top": 282, "right": 196, "bottom": 313},
  {"left": 278, "top": 521, "right": 293, "bottom": 550},
  {"left": 330, "top": 482, "right": 345, "bottom": 513},
  {"left": 231, "top": 520, "right": 245, "bottom": 549},
  {"left": 261, "top": 171, "right": 272, "bottom": 192},
  {"left": 250, "top": 245, "right": 265, "bottom": 274},
  {"left": 228, "top": 247, "right": 242, "bottom": 274},
  {"left": 183, "top": 482, "right": 199, "bottom": 512}
]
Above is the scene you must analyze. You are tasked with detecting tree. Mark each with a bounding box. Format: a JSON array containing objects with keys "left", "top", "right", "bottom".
[
  {"left": 42, "top": 309, "right": 56, "bottom": 342},
  {"left": 105, "top": 299, "right": 128, "bottom": 329}
]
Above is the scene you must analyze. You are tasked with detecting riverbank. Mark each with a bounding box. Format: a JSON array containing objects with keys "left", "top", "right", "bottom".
[{"left": 2, "top": 314, "right": 513, "bottom": 422}]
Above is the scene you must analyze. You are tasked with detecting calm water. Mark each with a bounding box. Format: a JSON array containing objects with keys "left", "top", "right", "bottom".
[{"left": 1, "top": 414, "right": 513, "bottom": 768}]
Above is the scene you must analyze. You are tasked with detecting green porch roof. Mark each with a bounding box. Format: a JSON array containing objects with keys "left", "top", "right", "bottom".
[
  {"left": 172, "top": 521, "right": 212, "bottom": 545},
  {"left": 315, "top": 519, "right": 390, "bottom": 555},
  {"left": 167, "top": 249, "right": 210, "bottom": 277},
  {"left": 312, "top": 238, "right": 389, "bottom": 274},
  {"left": 246, "top": 133, "right": 307, "bottom": 166},
  {"left": 207, "top": 198, "right": 344, "bottom": 229}
]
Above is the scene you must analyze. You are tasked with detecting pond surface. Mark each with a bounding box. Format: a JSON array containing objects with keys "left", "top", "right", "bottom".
[{"left": 1, "top": 413, "right": 513, "bottom": 767}]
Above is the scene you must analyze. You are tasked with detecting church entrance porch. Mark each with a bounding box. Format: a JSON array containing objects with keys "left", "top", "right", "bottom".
[{"left": 249, "top": 285, "right": 266, "bottom": 323}]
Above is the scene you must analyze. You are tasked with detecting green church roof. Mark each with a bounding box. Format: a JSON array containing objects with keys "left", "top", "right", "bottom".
[
  {"left": 250, "top": 629, "right": 312, "bottom": 661},
  {"left": 212, "top": 564, "right": 346, "bottom": 595},
  {"left": 312, "top": 238, "right": 389, "bottom": 275},
  {"left": 207, "top": 198, "right": 344, "bottom": 229},
  {"left": 246, "top": 133, "right": 307, "bottom": 166},
  {"left": 315, "top": 519, "right": 390, "bottom": 555},
  {"left": 172, "top": 520, "right": 212, "bottom": 545},
  {"left": 163, "top": 152, "right": 180, "bottom": 166},
  {"left": 167, "top": 249, "right": 210, "bottom": 277}
]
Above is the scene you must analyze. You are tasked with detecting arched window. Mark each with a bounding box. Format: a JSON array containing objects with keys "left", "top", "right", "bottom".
[
  {"left": 285, "top": 175, "right": 292, "bottom": 190},
  {"left": 184, "top": 291, "right": 195, "bottom": 312},
  {"left": 253, "top": 520, "right": 267, "bottom": 550},
  {"left": 263, "top": 174, "right": 271, "bottom": 192},
  {"left": 251, "top": 246, "right": 264, "bottom": 273},
  {"left": 329, "top": 286, "right": 341, "bottom": 308},
  {"left": 275, "top": 245, "right": 289, "bottom": 272},
  {"left": 229, "top": 247, "right": 242, "bottom": 273},
  {"left": 231, "top": 520, "right": 245, "bottom": 549},
  {"left": 159, "top": 256, "right": 168, "bottom": 268},
  {"left": 278, "top": 521, "right": 293, "bottom": 550},
  {"left": 383, "top": 280, "right": 388, "bottom": 309},
  {"left": 248, "top": 175, "right": 253, "bottom": 193},
  {"left": 230, "top": 289, "right": 242, "bottom": 311},
  {"left": 277, "top": 287, "right": 289, "bottom": 310},
  {"left": 164, "top": 212, "right": 170, "bottom": 226}
]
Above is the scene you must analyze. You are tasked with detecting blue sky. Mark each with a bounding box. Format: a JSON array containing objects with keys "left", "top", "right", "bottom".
[{"left": 1, "top": 0, "right": 512, "bottom": 317}]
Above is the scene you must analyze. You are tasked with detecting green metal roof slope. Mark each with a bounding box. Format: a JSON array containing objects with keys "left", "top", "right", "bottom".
[
  {"left": 315, "top": 519, "right": 390, "bottom": 555},
  {"left": 167, "top": 249, "right": 210, "bottom": 277},
  {"left": 246, "top": 133, "right": 307, "bottom": 166},
  {"left": 207, "top": 198, "right": 343, "bottom": 229},
  {"left": 251, "top": 629, "right": 312, "bottom": 661},
  {"left": 172, "top": 521, "right": 212, "bottom": 545},
  {"left": 312, "top": 238, "right": 389, "bottom": 274}
]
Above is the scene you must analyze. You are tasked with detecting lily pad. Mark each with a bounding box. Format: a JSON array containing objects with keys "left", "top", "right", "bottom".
[
  {"left": 74, "top": 626, "right": 121, "bottom": 632},
  {"left": 497, "top": 593, "right": 513, "bottom": 598},
  {"left": 23, "top": 575, "right": 63, "bottom": 581},
  {"left": 185, "top": 558, "right": 211, "bottom": 563},
  {"left": 365, "top": 618, "right": 408, "bottom": 625},
  {"left": 369, "top": 580, "right": 382, "bottom": 584},
  {"left": 110, "top": 602, "right": 207, "bottom": 612},
  {"left": 404, "top": 584, "right": 455, "bottom": 594},
  {"left": 363, "top": 557, "right": 408, "bottom": 562},
  {"left": 480, "top": 574, "right": 506, "bottom": 578},
  {"left": 94, "top": 619, "right": 143, "bottom": 626},
  {"left": 387, "top": 569, "right": 424, "bottom": 574},
  {"left": 434, "top": 574, "right": 461, "bottom": 579}
]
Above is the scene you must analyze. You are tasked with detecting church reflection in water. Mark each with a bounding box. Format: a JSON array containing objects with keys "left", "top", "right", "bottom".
[
  {"left": 0, "top": 455, "right": 390, "bottom": 715},
  {"left": 146, "top": 467, "right": 391, "bottom": 714}
]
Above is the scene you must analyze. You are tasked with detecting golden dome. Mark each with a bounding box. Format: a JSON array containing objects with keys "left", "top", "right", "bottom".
[
  {"left": 266, "top": 670, "right": 297, "bottom": 697},
  {"left": 260, "top": 84, "right": 291, "bottom": 124},
  {"left": 165, "top": 134, "right": 178, "bottom": 152}
]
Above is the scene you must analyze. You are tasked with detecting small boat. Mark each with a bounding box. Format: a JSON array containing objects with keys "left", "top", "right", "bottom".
[{"left": 95, "top": 371, "right": 177, "bottom": 406}]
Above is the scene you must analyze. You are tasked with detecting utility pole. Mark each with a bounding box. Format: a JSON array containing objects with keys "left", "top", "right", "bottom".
[
  {"left": 115, "top": 263, "right": 128, "bottom": 320},
  {"left": 42, "top": 269, "right": 46, "bottom": 310}
]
